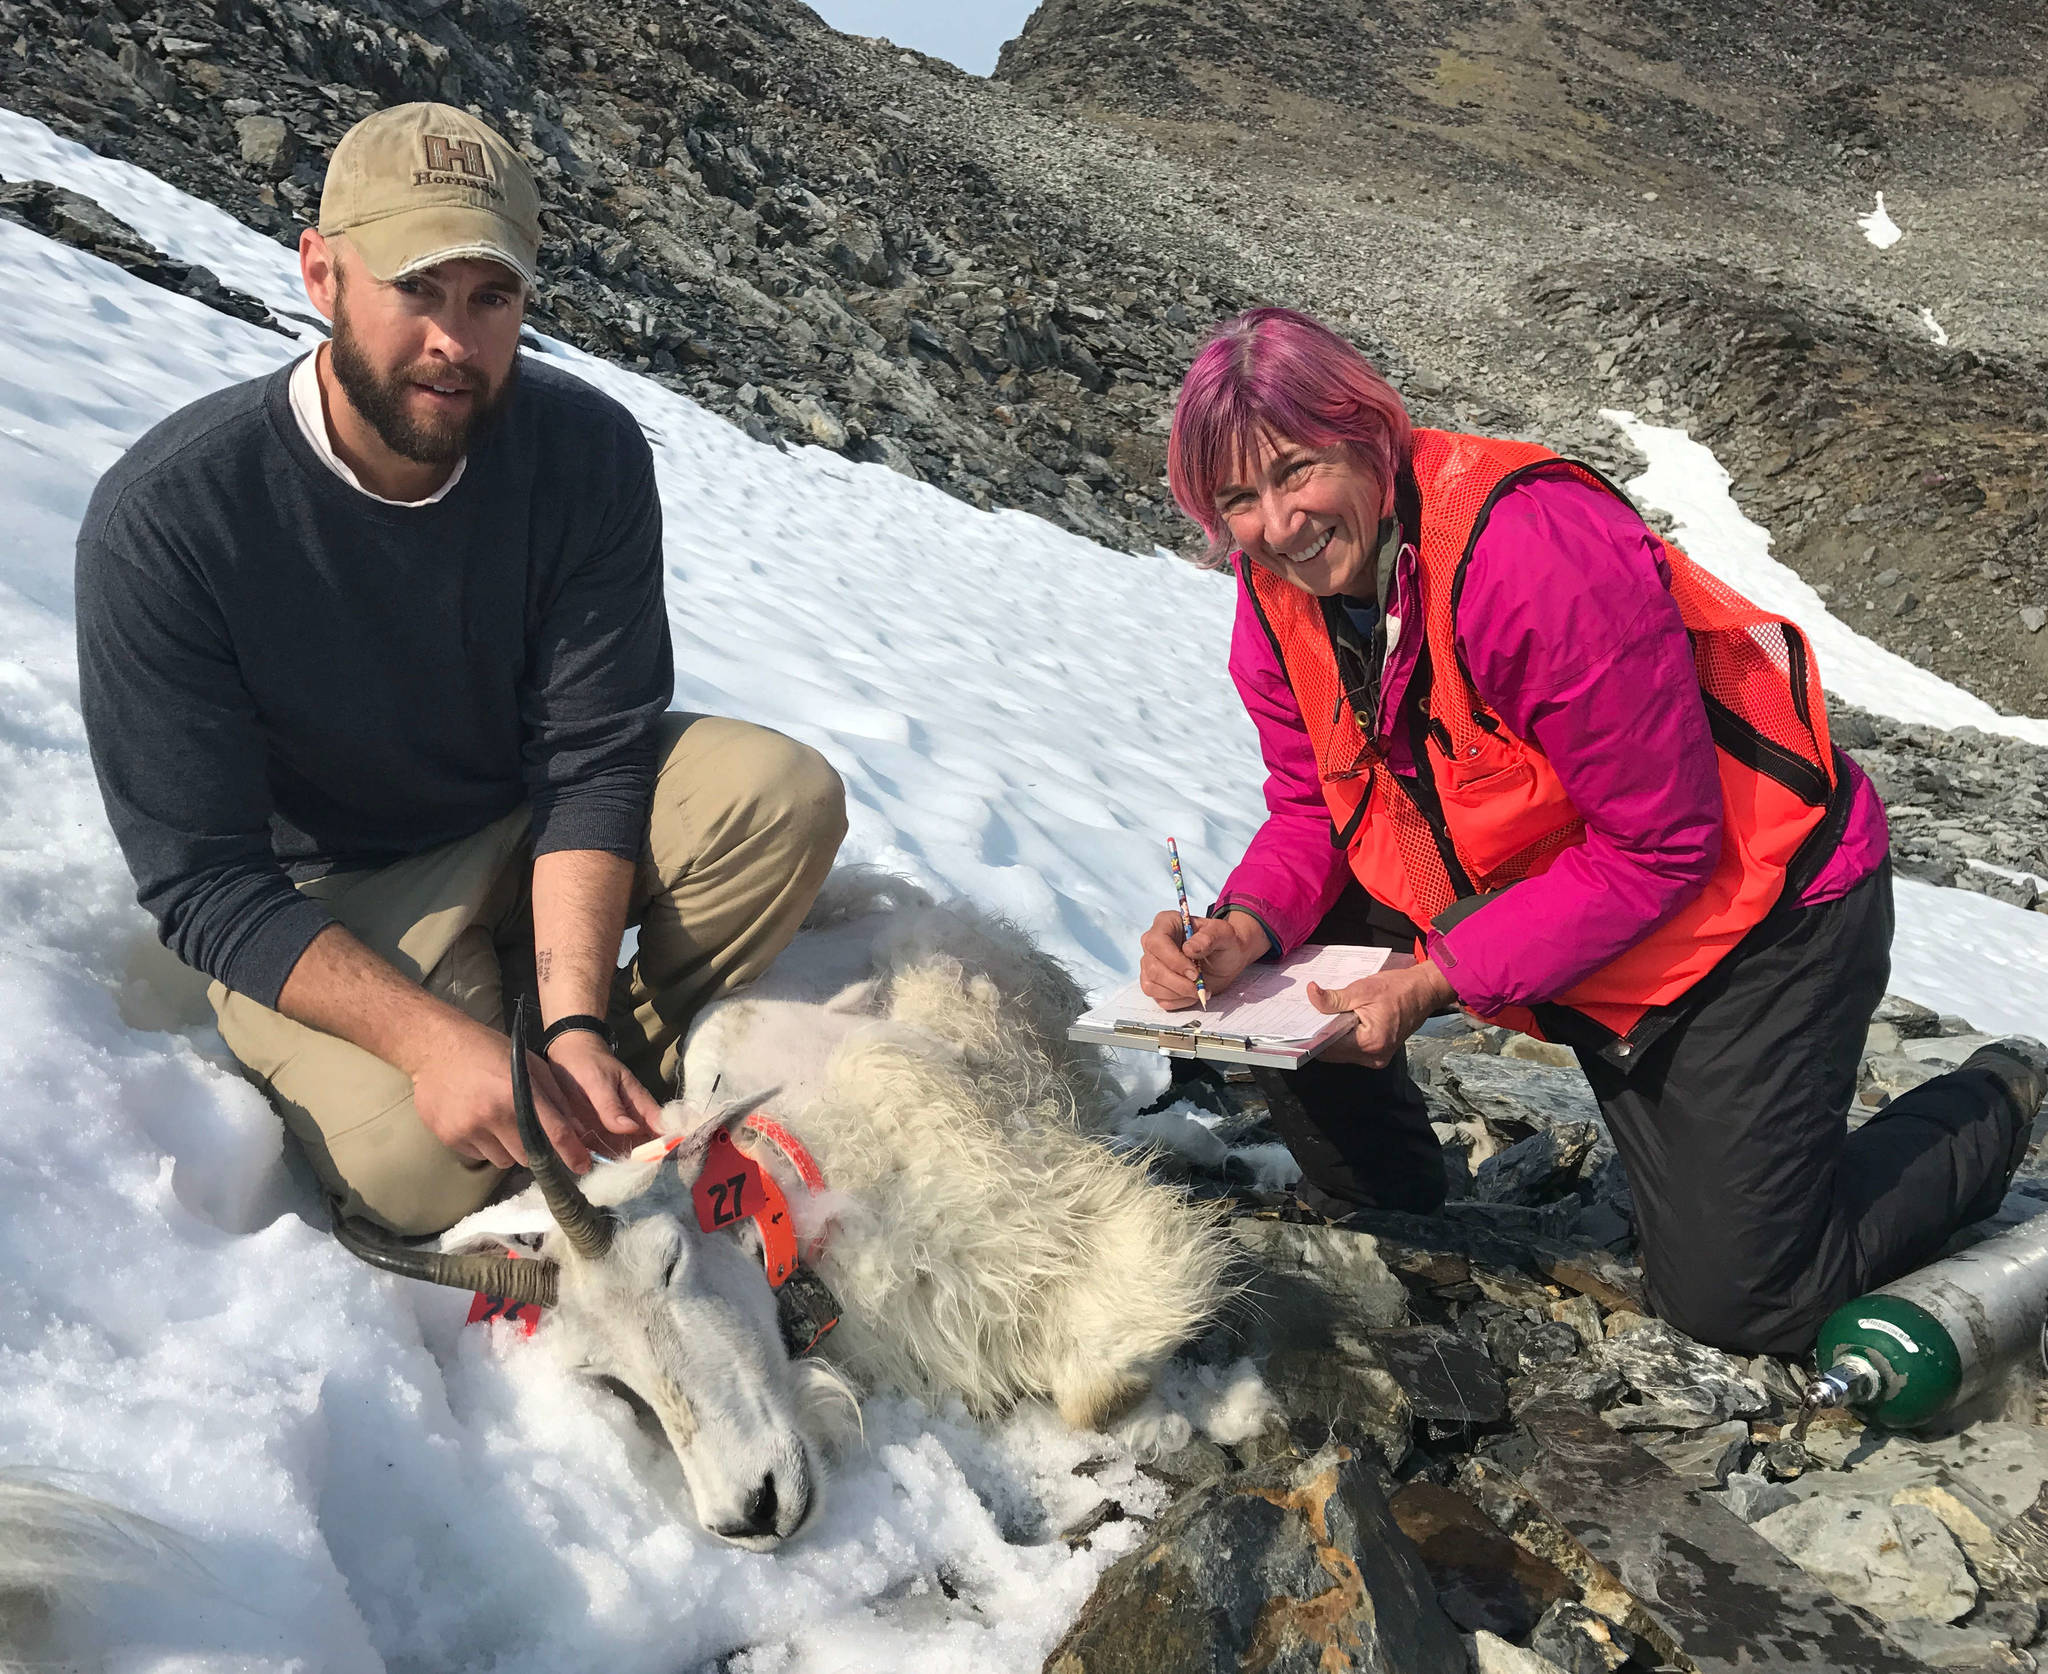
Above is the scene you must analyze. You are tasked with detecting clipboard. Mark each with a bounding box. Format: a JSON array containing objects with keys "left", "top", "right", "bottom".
[
  {"left": 1069, "top": 1012, "right": 1355, "bottom": 1069},
  {"left": 1068, "top": 945, "right": 1411, "bottom": 1069}
]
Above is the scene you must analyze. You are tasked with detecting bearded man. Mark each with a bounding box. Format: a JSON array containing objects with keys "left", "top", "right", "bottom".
[{"left": 76, "top": 104, "right": 846, "bottom": 1236}]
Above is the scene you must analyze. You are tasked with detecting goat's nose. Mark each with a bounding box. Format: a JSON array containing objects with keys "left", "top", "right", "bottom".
[{"left": 713, "top": 1473, "right": 780, "bottom": 1542}]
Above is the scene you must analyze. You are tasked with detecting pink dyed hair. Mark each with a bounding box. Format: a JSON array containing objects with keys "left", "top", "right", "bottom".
[{"left": 1168, "top": 307, "right": 1413, "bottom": 563}]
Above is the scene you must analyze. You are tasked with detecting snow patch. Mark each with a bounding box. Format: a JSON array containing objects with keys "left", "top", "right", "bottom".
[
  {"left": 1858, "top": 191, "right": 1904, "bottom": 250},
  {"left": 1918, "top": 306, "right": 1950, "bottom": 347},
  {"left": 1604, "top": 410, "right": 2048, "bottom": 749},
  {"left": 1889, "top": 879, "right": 2048, "bottom": 1040}
]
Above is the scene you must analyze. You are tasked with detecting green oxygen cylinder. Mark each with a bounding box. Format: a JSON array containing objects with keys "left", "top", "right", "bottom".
[{"left": 1808, "top": 1215, "right": 2048, "bottom": 1428}]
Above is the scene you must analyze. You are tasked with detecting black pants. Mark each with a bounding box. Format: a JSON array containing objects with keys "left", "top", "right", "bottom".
[
  {"left": 1267, "top": 866, "right": 2024, "bottom": 1360},
  {"left": 1254, "top": 887, "right": 1448, "bottom": 1215},
  {"left": 1581, "top": 861, "right": 2023, "bottom": 1359}
]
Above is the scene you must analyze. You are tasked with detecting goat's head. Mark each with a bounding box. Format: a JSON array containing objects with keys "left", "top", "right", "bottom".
[{"left": 333, "top": 1008, "right": 834, "bottom": 1550}]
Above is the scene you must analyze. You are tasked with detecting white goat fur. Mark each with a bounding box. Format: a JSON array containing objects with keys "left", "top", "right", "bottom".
[{"left": 677, "top": 869, "right": 1237, "bottom": 1430}]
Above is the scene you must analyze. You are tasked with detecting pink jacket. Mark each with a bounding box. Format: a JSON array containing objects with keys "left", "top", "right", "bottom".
[{"left": 1216, "top": 470, "right": 1888, "bottom": 1016}]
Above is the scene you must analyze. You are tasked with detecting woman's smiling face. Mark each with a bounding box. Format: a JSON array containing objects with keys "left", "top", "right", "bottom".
[{"left": 1216, "top": 430, "right": 1392, "bottom": 599}]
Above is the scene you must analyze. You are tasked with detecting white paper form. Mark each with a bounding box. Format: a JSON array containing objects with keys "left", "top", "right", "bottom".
[{"left": 1073, "top": 944, "right": 1408, "bottom": 1044}]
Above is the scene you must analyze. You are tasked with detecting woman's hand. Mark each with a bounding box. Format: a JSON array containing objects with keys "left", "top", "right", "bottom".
[
  {"left": 1139, "top": 909, "right": 1271, "bottom": 1010},
  {"left": 1307, "top": 961, "right": 1457, "bottom": 1069}
]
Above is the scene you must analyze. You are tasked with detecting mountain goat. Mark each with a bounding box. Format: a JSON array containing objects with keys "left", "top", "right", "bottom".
[{"left": 337, "top": 873, "right": 1237, "bottom": 1549}]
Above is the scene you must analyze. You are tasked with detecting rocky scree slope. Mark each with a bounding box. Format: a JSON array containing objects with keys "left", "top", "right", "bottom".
[
  {"left": 1081, "top": 989, "right": 2048, "bottom": 1673},
  {"left": 3, "top": 0, "right": 2046, "bottom": 735},
  {"left": 1000, "top": 0, "right": 2048, "bottom": 714}
]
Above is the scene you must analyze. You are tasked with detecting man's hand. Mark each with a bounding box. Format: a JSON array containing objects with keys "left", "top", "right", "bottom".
[
  {"left": 542, "top": 1028, "right": 661, "bottom": 1157},
  {"left": 407, "top": 1011, "right": 600, "bottom": 1173},
  {"left": 1307, "top": 961, "right": 1458, "bottom": 1069},
  {"left": 1139, "top": 908, "right": 1271, "bottom": 1010}
]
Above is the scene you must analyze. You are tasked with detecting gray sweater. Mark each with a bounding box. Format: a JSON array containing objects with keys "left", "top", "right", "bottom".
[{"left": 76, "top": 354, "right": 674, "bottom": 1007}]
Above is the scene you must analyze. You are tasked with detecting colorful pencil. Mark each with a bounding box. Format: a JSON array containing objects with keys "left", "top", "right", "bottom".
[{"left": 1167, "top": 837, "right": 1209, "bottom": 1010}]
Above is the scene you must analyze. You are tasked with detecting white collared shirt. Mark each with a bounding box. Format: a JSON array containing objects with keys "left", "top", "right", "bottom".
[{"left": 287, "top": 349, "right": 468, "bottom": 507}]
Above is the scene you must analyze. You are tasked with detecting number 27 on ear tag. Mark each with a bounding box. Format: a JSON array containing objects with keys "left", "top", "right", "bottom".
[{"left": 690, "top": 1127, "right": 798, "bottom": 1287}]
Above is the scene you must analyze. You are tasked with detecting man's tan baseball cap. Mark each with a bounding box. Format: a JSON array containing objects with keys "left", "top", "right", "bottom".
[{"left": 319, "top": 102, "right": 541, "bottom": 289}]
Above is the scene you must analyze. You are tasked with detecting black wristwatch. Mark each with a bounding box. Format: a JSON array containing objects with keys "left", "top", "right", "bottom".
[{"left": 539, "top": 1013, "right": 616, "bottom": 1056}]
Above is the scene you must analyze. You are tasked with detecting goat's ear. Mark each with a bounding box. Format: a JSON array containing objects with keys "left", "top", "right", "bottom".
[
  {"left": 824, "top": 977, "right": 883, "bottom": 1015},
  {"left": 440, "top": 1228, "right": 544, "bottom": 1261},
  {"left": 650, "top": 1097, "right": 702, "bottom": 1138},
  {"left": 436, "top": 1196, "right": 554, "bottom": 1256}
]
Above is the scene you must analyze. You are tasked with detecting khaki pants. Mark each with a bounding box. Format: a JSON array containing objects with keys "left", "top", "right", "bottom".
[{"left": 211, "top": 715, "right": 847, "bottom": 1236}]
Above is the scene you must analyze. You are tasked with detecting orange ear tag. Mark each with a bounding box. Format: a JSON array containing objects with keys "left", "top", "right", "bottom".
[{"left": 690, "top": 1127, "right": 799, "bottom": 1288}]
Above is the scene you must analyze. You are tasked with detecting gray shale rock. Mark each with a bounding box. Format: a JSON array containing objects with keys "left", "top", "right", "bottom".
[
  {"left": 1752, "top": 1497, "right": 1976, "bottom": 1625},
  {"left": 1433, "top": 1057, "right": 1609, "bottom": 1149},
  {"left": 1370, "top": 1326, "right": 1508, "bottom": 1429},
  {"left": 0, "top": 176, "right": 285, "bottom": 333},
  {"left": 1527, "top": 1599, "right": 1635, "bottom": 1673},
  {"left": 1474, "top": 1123, "right": 1598, "bottom": 1206},
  {"left": 233, "top": 113, "right": 297, "bottom": 178},
  {"left": 1044, "top": 1442, "right": 1467, "bottom": 1674},
  {"left": 1229, "top": 1219, "right": 1409, "bottom": 1347},
  {"left": 1388, "top": 1480, "right": 1578, "bottom": 1640},
  {"left": 1510, "top": 1354, "right": 1627, "bottom": 1414},
  {"left": 1599, "top": 1319, "right": 1769, "bottom": 1424},
  {"left": 1882, "top": 1611, "right": 2034, "bottom": 1670},
  {"left": 1875, "top": 993, "right": 1944, "bottom": 1039},
  {"left": 1639, "top": 1419, "right": 1750, "bottom": 1486},
  {"left": 1261, "top": 1346, "right": 1412, "bottom": 1472},
  {"left": 1722, "top": 1470, "right": 1799, "bottom": 1524},
  {"left": 1471, "top": 1631, "right": 1573, "bottom": 1674}
]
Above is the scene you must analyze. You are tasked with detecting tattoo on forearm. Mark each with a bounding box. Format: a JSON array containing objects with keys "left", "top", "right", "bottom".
[{"left": 536, "top": 949, "right": 554, "bottom": 983}]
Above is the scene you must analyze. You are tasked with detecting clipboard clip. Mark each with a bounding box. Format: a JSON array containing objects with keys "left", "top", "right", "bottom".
[{"left": 1111, "top": 1019, "right": 1259, "bottom": 1055}]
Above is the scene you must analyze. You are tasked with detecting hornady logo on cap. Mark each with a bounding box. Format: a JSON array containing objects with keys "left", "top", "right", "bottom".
[
  {"left": 422, "top": 135, "right": 487, "bottom": 176},
  {"left": 413, "top": 133, "right": 505, "bottom": 201}
]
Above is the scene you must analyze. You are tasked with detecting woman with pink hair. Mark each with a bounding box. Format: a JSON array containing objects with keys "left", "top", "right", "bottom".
[{"left": 1139, "top": 305, "right": 2043, "bottom": 1356}]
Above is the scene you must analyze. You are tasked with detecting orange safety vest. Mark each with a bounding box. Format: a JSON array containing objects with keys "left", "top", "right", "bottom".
[{"left": 1240, "top": 429, "right": 1851, "bottom": 1056}]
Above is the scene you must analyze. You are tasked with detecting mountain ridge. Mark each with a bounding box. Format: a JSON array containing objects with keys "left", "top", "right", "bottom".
[{"left": 0, "top": 0, "right": 2040, "bottom": 708}]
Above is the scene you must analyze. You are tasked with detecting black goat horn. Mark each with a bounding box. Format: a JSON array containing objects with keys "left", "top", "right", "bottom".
[
  {"left": 331, "top": 1206, "right": 559, "bottom": 1309},
  {"left": 511, "top": 996, "right": 618, "bottom": 1261}
]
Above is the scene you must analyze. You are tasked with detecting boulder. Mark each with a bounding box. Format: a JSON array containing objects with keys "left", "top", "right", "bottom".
[
  {"left": 1043, "top": 1443, "right": 1467, "bottom": 1674},
  {"left": 116, "top": 39, "right": 175, "bottom": 104},
  {"left": 1789, "top": 1421, "right": 2048, "bottom": 1525},
  {"left": 1548, "top": 1295, "right": 1603, "bottom": 1350},
  {"left": 1860, "top": 1051, "right": 1947, "bottom": 1108},
  {"left": 1511, "top": 1354, "right": 1626, "bottom": 1414},
  {"left": 1752, "top": 1497, "right": 1976, "bottom": 1624},
  {"left": 1435, "top": 1055, "right": 1608, "bottom": 1144},
  {"left": 1481, "top": 1315, "right": 1583, "bottom": 1377},
  {"left": 1513, "top": 1394, "right": 1926, "bottom": 1671},
  {"left": 1874, "top": 994, "right": 1943, "bottom": 1039},
  {"left": 235, "top": 113, "right": 298, "bottom": 178}
]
